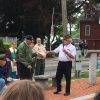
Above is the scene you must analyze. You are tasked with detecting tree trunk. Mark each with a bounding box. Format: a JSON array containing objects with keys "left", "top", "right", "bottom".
[{"left": 61, "top": 0, "right": 68, "bottom": 37}]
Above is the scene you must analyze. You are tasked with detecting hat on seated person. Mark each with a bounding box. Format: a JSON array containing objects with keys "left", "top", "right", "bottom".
[{"left": 25, "top": 35, "right": 33, "bottom": 41}]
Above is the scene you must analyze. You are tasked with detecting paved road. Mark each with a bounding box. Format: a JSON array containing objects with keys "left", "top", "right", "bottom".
[
  {"left": 45, "top": 58, "right": 58, "bottom": 75},
  {"left": 44, "top": 57, "right": 98, "bottom": 75}
]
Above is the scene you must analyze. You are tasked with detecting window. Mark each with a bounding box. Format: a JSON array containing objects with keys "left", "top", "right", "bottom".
[{"left": 85, "top": 25, "right": 90, "bottom": 36}]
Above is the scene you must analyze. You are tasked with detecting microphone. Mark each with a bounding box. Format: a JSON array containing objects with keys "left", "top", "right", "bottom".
[{"left": 63, "top": 43, "right": 64, "bottom": 48}]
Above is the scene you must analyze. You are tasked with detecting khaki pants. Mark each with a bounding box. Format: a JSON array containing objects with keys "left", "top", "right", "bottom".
[{"left": 35, "top": 59, "right": 45, "bottom": 75}]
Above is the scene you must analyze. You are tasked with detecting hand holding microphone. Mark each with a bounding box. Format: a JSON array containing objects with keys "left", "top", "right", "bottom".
[
  {"left": 62, "top": 44, "right": 70, "bottom": 55},
  {"left": 62, "top": 44, "right": 67, "bottom": 54},
  {"left": 63, "top": 48, "right": 68, "bottom": 54},
  {"left": 63, "top": 46, "right": 74, "bottom": 59}
]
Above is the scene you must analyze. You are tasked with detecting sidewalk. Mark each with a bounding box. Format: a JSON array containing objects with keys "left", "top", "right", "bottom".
[{"left": 45, "top": 78, "right": 100, "bottom": 100}]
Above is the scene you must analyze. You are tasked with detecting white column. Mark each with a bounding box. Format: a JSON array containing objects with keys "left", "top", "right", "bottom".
[{"left": 89, "top": 53, "right": 97, "bottom": 84}]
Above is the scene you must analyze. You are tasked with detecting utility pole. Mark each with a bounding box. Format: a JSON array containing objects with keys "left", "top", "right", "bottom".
[{"left": 61, "top": 0, "right": 68, "bottom": 37}]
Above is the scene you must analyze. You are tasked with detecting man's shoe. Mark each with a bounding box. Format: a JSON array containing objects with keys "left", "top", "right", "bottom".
[
  {"left": 64, "top": 92, "right": 70, "bottom": 96},
  {"left": 53, "top": 89, "right": 61, "bottom": 94}
]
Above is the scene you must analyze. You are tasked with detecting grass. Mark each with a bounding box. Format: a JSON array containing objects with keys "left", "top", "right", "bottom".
[
  {"left": 0, "top": 54, "right": 5, "bottom": 58},
  {"left": 48, "top": 70, "right": 100, "bottom": 84},
  {"left": 96, "top": 70, "right": 100, "bottom": 77},
  {"left": 72, "top": 70, "right": 100, "bottom": 79}
]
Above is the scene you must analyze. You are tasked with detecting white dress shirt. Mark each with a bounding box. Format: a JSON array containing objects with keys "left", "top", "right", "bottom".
[{"left": 53, "top": 44, "right": 76, "bottom": 61}]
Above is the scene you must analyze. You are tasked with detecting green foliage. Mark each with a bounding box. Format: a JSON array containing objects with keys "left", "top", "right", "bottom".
[
  {"left": 71, "top": 30, "right": 80, "bottom": 38},
  {"left": 56, "top": 25, "right": 63, "bottom": 37},
  {"left": 0, "top": 39, "right": 3, "bottom": 47},
  {"left": 80, "top": 72, "right": 89, "bottom": 78},
  {"left": 0, "top": 39, "right": 6, "bottom": 54},
  {"left": 0, "top": 54, "right": 5, "bottom": 59},
  {"left": 0, "top": 0, "right": 83, "bottom": 39},
  {"left": 72, "top": 70, "right": 100, "bottom": 80},
  {"left": 0, "top": 39, "right": 10, "bottom": 54},
  {"left": 3, "top": 44, "right": 10, "bottom": 49},
  {"left": 0, "top": 0, "right": 95, "bottom": 40},
  {"left": 96, "top": 70, "right": 100, "bottom": 77},
  {"left": 93, "top": 0, "right": 100, "bottom": 3},
  {"left": 72, "top": 71, "right": 89, "bottom": 79}
]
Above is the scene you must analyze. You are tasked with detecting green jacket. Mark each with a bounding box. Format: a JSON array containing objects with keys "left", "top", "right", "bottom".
[{"left": 16, "top": 42, "right": 36, "bottom": 66}]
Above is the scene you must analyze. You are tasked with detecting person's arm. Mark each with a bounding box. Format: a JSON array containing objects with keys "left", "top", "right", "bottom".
[
  {"left": 63, "top": 47, "right": 76, "bottom": 59},
  {"left": 63, "top": 49, "right": 74, "bottom": 59},
  {"left": 46, "top": 51, "right": 55, "bottom": 54},
  {"left": 53, "top": 45, "right": 60, "bottom": 54},
  {"left": 46, "top": 45, "right": 61, "bottom": 56},
  {"left": 5, "top": 49, "right": 13, "bottom": 61}
]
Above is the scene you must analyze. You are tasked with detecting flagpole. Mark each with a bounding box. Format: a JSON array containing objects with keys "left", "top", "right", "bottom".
[
  {"left": 52, "top": 8, "right": 54, "bottom": 27},
  {"left": 50, "top": 8, "right": 54, "bottom": 51}
]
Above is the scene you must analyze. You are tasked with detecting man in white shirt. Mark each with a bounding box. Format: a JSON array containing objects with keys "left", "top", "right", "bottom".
[{"left": 53, "top": 34, "right": 76, "bottom": 96}]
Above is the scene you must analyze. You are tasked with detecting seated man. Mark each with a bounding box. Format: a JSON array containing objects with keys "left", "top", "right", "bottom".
[{"left": 0, "top": 57, "right": 13, "bottom": 94}]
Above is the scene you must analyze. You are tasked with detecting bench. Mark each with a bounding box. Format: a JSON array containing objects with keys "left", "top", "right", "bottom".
[{"left": 34, "top": 74, "right": 56, "bottom": 89}]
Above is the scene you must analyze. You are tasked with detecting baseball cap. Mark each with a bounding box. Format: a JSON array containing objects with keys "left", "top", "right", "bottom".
[
  {"left": 25, "top": 35, "right": 33, "bottom": 41},
  {"left": 63, "top": 34, "right": 72, "bottom": 40}
]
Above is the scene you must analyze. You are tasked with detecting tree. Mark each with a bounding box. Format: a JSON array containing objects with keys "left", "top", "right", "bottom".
[
  {"left": 61, "top": 0, "right": 68, "bottom": 36},
  {"left": 0, "top": 0, "right": 92, "bottom": 39}
]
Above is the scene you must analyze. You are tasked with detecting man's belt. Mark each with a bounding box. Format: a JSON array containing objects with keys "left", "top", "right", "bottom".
[{"left": 59, "top": 61, "right": 72, "bottom": 63}]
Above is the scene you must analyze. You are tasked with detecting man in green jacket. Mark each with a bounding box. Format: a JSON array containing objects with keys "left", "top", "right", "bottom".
[{"left": 16, "top": 35, "right": 36, "bottom": 80}]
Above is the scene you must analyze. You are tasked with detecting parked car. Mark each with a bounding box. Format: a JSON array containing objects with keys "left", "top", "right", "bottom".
[{"left": 72, "top": 38, "right": 82, "bottom": 49}]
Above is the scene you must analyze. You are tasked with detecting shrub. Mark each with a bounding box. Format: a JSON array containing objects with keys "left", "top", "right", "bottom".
[
  {"left": 0, "top": 39, "right": 6, "bottom": 53},
  {"left": 0, "top": 39, "right": 10, "bottom": 54},
  {"left": 3, "top": 44, "right": 10, "bottom": 49}
]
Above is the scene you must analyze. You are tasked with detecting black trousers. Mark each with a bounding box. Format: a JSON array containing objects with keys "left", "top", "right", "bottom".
[
  {"left": 56, "top": 61, "right": 72, "bottom": 93},
  {"left": 18, "top": 62, "right": 33, "bottom": 80}
]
